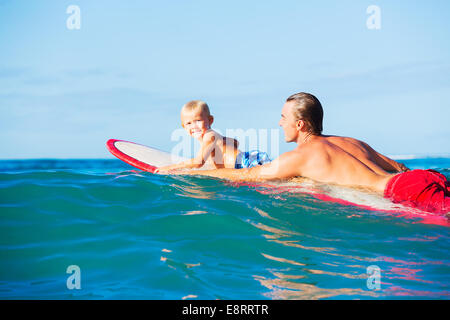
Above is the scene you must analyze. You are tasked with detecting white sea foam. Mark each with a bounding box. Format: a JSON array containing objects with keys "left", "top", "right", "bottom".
[{"left": 270, "top": 179, "right": 399, "bottom": 212}]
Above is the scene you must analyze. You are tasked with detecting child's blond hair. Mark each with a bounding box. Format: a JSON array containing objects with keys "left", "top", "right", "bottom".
[{"left": 181, "top": 100, "right": 211, "bottom": 117}]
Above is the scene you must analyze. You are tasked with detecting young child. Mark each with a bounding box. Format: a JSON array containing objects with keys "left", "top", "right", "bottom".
[{"left": 156, "top": 100, "right": 271, "bottom": 173}]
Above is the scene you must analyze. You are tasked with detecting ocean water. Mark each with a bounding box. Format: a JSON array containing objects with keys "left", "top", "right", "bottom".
[{"left": 0, "top": 158, "right": 449, "bottom": 300}]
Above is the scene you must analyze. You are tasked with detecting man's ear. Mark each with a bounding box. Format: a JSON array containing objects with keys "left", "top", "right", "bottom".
[{"left": 296, "top": 119, "right": 304, "bottom": 131}]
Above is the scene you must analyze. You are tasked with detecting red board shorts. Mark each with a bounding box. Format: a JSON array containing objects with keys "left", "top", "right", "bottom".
[{"left": 384, "top": 169, "right": 450, "bottom": 214}]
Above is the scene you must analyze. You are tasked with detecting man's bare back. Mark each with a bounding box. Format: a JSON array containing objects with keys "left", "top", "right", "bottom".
[
  {"left": 324, "top": 135, "right": 408, "bottom": 174},
  {"left": 290, "top": 135, "right": 394, "bottom": 193}
]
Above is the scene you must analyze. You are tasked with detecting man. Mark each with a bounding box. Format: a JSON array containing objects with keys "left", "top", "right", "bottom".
[{"left": 168, "top": 92, "right": 450, "bottom": 215}]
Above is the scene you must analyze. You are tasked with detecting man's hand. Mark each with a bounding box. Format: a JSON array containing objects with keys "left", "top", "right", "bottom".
[
  {"left": 155, "top": 167, "right": 175, "bottom": 174},
  {"left": 397, "top": 162, "right": 410, "bottom": 172},
  {"left": 155, "top": 167, "right": 196, "bottom": 175}
]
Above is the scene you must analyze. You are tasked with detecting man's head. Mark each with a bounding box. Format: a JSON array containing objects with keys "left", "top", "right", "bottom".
[
  {"left": 181, "top": 100, "right": 214, "bottom": 139},
  {"left": 279, "top": 92, "right": 323, "bottom": 142}
]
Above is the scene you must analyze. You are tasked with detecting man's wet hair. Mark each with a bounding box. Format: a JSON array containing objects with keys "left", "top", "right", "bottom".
[{"left": 286, "top": 92, "right": 323, "bottom": 135}]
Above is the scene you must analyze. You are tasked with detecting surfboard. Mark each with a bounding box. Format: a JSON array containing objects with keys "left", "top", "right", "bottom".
[
  {"left": 106, "top": 138, "right": 392, "bottom": 210},
  {"left": 106, "top": 139, "right": 447, "bottom": 226},
  {"left": 106, "top": 139, "right": 186, "bottom": 173}
]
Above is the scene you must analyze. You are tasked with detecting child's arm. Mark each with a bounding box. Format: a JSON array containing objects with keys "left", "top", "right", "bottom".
[{"left": 156, "top": 132, "right": 217, "bottom": 173}]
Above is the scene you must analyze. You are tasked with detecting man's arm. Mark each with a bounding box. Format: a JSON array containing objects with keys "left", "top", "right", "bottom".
[
  {"left": 361, "top": 142, "right": 409, "bottom": 173},
  {"left": 375, "top": 152, "right": 409, "bottom": 172},
  {"left": 167, "top": 151, "right": 303, "bottom": 182},
  {"left": 155, "top": 158, "right": 203, "bottom": 173}
]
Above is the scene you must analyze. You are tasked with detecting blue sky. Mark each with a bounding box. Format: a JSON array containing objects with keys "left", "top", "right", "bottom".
[{"left": 1, "top": 0, "right": 449, "bottom": 159}]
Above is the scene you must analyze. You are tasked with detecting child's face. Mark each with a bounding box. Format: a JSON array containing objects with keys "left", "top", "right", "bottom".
[{"left": 181, "top": 109, "right": 213, "bottom": 139}]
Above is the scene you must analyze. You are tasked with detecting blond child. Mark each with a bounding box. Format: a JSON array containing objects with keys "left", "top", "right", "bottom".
[{"left": 156, "top": 100, "right": 270, "bottom": 173}]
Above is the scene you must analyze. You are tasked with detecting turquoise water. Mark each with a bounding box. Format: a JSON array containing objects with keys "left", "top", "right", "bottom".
[{"left": 0, "top": 158, "right": 449, "bottom": 299}]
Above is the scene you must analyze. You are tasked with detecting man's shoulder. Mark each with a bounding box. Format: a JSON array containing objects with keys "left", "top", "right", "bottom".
[
  {"left": 325, "top": 135, "right": 367, "bottom": 147},
  {"left": 325, "top": 135, "right": 352, "bottom": 142}
]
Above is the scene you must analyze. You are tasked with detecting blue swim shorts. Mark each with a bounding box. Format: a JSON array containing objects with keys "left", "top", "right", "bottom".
[{"left": 235, "top": 151, "right": 271, "bottom": 169}]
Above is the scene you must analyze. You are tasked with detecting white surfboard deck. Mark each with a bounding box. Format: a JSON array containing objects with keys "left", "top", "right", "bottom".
[{"left": 107, "top": 139, "right": 186, "bottom": 172}]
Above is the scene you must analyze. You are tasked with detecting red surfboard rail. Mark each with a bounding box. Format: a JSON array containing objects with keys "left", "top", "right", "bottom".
[{"left": 106, "top": 139, "right": 158, "bottom": 173}]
